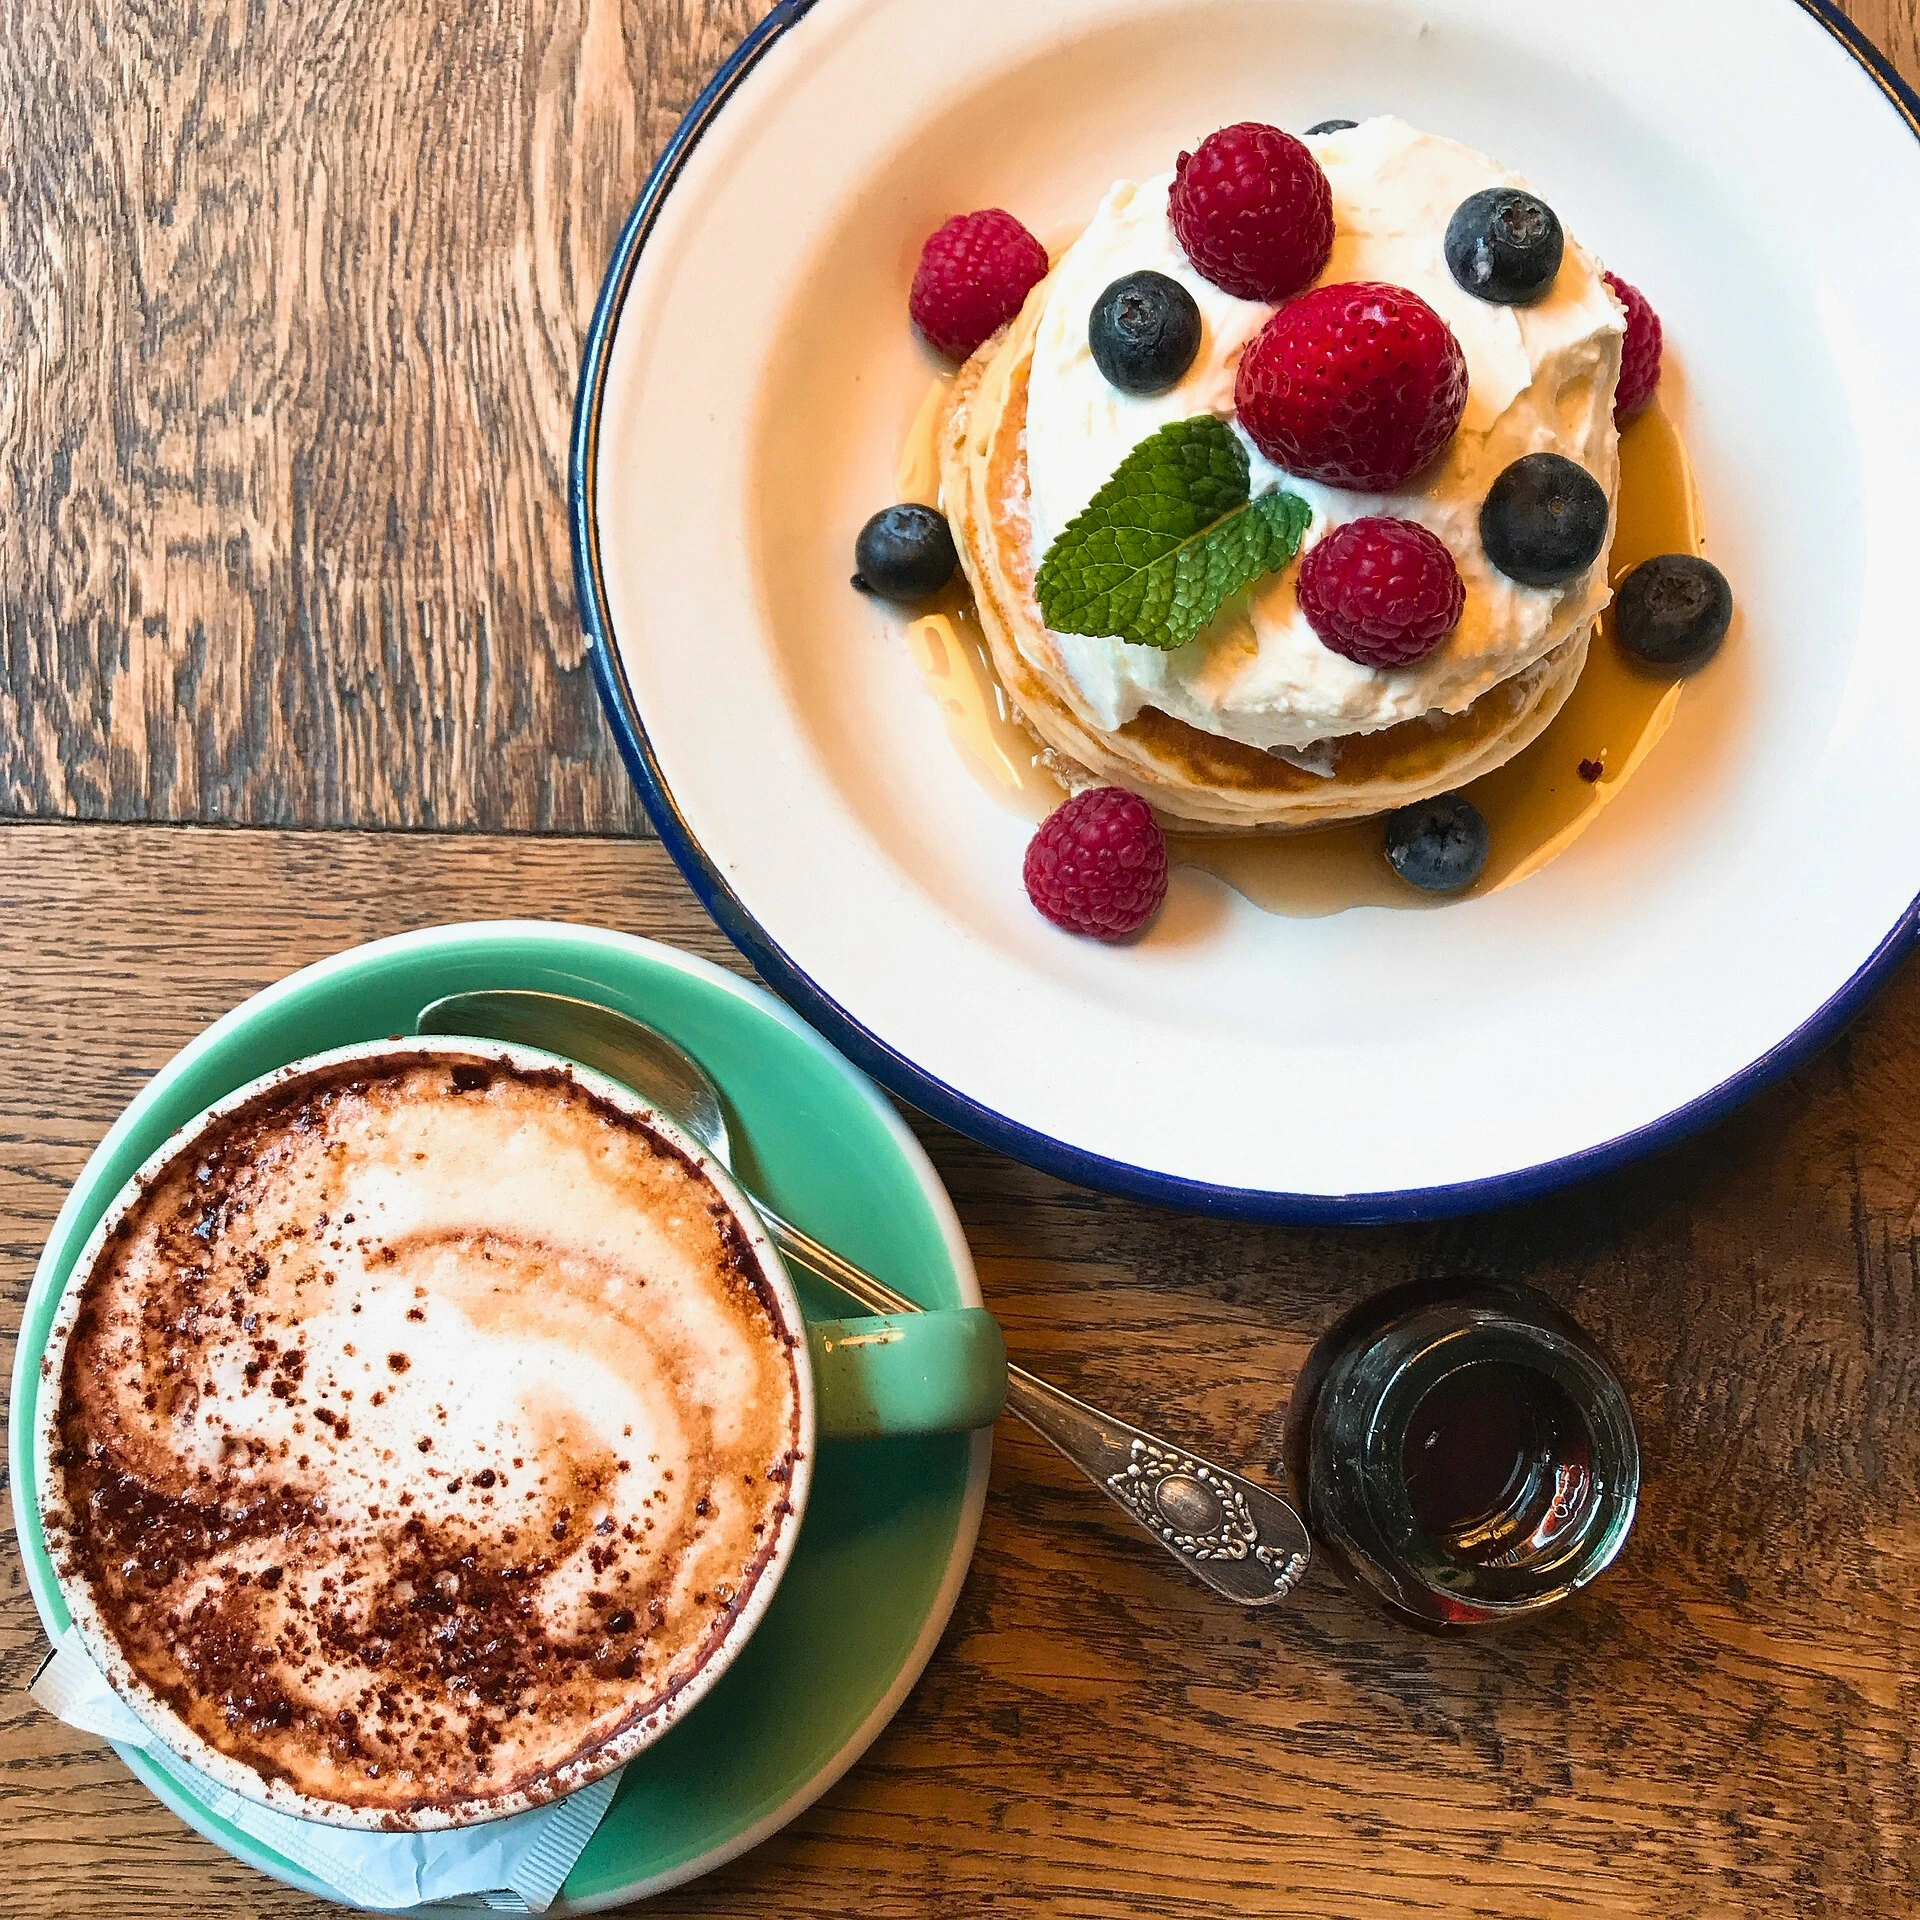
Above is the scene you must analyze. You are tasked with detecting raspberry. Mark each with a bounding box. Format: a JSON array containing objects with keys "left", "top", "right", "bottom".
[
  {"left": 1023, "top": 788, "right": 1169, "bottom": 941},
  {"left": 1296, "top": 517, "right": 1465, "bottom": 667},
  {"left": 1169, "top": 123, "right": 1333, "bottom": 303},
  {"left": 1234, "top": 281, "right": 1468, "bottom": 491},
  {"left": 1604, "top": 270, "right": 1663, "bottom": 421},
  {"left": 909, "top": 210, "right": 1049, "bottom": 361}
]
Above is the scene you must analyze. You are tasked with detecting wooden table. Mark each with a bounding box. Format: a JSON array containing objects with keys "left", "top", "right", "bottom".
[{"left": 4, "top": 4, "right": 1918, "bottom": 1913}]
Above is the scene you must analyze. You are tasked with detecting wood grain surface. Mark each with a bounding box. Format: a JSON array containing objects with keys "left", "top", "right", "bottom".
[
  {"left": 3, "top": 823, "right": 1918, "bottom": 1918},
  {"left": 0, "top": 0, "right": 775, "bottom": 832}
]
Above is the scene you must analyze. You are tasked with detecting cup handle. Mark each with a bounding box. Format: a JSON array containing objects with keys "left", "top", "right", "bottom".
[{"left": 805, "top": 1309, "right": 1006, "bottom": 1437}]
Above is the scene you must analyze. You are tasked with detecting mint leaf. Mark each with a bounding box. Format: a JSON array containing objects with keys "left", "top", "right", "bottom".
[{"left": 1034, "top": 416, "right": 1312, "bottom": 651}]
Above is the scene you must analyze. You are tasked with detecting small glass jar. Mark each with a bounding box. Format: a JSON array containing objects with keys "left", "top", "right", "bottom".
[{"left": 1283, "top": 1276, "right": 1640, "bottom": 1630}]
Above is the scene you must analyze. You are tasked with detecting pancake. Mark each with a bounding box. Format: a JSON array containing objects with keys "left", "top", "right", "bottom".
[{"left": 937, "top": 284, "right": 1593, "bottom": 832}]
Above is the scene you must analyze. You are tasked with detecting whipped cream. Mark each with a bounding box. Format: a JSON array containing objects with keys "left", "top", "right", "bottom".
[{"left": 1022, "top": 117, "right": 1626, "bottom": 755}]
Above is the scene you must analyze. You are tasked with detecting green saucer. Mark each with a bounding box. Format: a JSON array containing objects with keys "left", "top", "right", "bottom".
[{"left": 8, "top": 922, "right": 989, "bottom": 1909}]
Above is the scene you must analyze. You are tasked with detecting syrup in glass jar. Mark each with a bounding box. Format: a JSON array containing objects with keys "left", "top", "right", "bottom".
[{"left": 1283, "top": 1277, "right": 1640, "bottom": 1629}]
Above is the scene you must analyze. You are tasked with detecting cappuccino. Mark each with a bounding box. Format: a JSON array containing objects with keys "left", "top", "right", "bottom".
[{"left": 43, "top": 1046, "right": 803, "bottom": 1822}]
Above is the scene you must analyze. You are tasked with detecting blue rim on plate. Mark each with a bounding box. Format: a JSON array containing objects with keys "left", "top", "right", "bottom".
[{"left": 571, "top": 0, "right": 1920, "bottom": 1227}]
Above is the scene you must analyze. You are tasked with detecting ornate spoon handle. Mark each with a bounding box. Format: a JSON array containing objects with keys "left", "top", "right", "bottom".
[
  {"left": 999, "top": 1370, "right": 1311, "bottom": 1605},
  {"left": 756, "top": 1203, "right": 1311, "bottom": 1606}
]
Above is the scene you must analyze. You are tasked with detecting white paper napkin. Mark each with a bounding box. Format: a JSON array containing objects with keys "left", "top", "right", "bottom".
[{"left": 31, "top": 1626, "right": 620, "bottom": 1912}]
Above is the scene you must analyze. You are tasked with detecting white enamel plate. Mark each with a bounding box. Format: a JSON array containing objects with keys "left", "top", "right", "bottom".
[{"left": 576, "top": 0, "right": 1920, "bottom": 1220}]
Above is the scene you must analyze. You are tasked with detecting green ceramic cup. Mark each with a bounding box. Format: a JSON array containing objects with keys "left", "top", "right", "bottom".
[
  {"left": 10, "top": 925, "right": 1002, "bottom": 1875},
  {"left": 32, "top": 1028, "right": 1003, "bottom": 1827}
]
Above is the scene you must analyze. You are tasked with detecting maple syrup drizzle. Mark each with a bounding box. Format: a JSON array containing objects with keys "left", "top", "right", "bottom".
[
  {"left": 894, "top": 378, "right": 1701, "bottom": 911},
  {"left": 895, "top": 376, "right": 1066, "bottom": 819},
  {"left": 894, "top": 375, "right": 950, "bottom": 510}
]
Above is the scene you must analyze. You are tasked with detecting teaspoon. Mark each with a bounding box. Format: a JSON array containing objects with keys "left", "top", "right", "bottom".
[{"left": 417, "top": 989, "right": 1310, "bottom": 1607}]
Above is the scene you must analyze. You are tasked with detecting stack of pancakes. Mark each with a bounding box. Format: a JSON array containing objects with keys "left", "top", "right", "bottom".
[{"left": 938, "top": 288, "right": 1593, "bottom": 833}]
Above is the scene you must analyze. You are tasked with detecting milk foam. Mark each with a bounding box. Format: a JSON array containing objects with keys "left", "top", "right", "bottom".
[{"left": 47, "top": 1051, "right": 802, "bottom": 1817}]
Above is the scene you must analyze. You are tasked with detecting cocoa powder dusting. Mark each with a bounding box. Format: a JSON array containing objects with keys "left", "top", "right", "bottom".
[{"left": 45, "top": 1049, "right": 803, "bottom": 1818}]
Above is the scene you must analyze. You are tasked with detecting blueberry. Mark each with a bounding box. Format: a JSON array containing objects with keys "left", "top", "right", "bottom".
[
  {"left": 1088, "top": 271, "right": 1203, "bottom": 396},
  {"left": 1306, "top": 119, "right": 1359, "bottom": 135},
  {"left": 1384, "top": 793, "right": 1490, "bottom": 893},
  {"left": 1444, "top": 188, "right": 1564, "bottom": 306},
  {"left": 852, "top": 504, "right": 957, "bottom": 601},
  {"left": 1613, "top": 553, "right": 1732, "bottom": 673},
  {"left": 1480, "top": 455, "right": 1610, "bottom": 588}
]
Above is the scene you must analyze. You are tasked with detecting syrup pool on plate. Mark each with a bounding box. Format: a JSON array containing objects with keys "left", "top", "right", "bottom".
[
  {"left": 895, "top": 376, "right": 1066, "bottom": 821},
  {"left": 893, "top": 377, "right": 1701, "bottom": 910}
]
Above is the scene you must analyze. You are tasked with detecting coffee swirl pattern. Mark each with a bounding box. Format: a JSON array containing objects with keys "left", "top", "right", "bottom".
[{"left": 43, "top": 1052, "right": 802, "bottom": 1819}]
